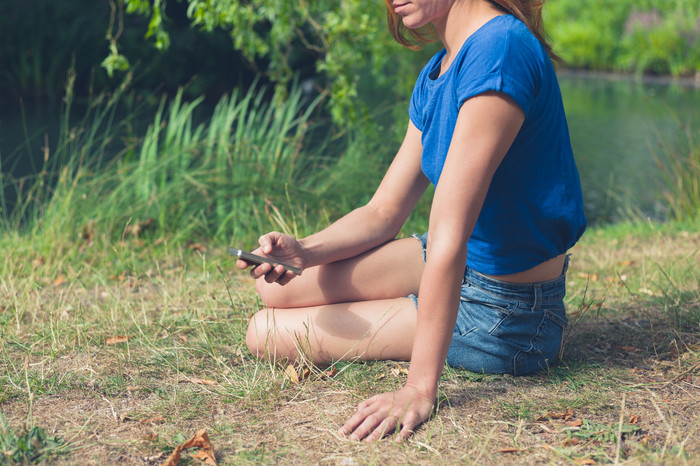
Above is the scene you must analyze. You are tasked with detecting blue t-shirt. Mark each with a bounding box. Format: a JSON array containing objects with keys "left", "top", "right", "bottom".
[{"left": 409, "top": 15, "right": 586, "bottom": 275}]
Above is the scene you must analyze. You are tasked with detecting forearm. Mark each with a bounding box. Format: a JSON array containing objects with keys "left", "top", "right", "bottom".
[
  {"left": 405, "top": 257, "right": 465, "bottom": 399},
  {"left": 298, "top": 202, "right": 404, "bottom": 268}
]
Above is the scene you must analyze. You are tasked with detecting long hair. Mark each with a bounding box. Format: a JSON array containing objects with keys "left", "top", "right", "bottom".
[{"left": 384, "top": 0, "right": 560, "bottom": 62}]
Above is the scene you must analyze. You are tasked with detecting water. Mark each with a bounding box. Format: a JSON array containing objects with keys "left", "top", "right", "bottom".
[
  {"left": 2, "top": 73, "right": 700, "bottom": 225},
  {"left": 559, "top": 72, "right": 700, "bottom": 224}
]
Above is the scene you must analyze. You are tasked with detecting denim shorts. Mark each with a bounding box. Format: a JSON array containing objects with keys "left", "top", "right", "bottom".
[{"left": 410, "top": 233, "right": 568, "bottom": 376}]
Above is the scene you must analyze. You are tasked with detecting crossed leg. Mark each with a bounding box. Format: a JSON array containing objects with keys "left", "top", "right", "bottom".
[{"left": 245, "top": 237, "right": 426, "bottom": 365}]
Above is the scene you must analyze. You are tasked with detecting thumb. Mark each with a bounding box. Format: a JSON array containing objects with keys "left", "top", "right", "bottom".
[{"left": 258, "top": 233, "right": 277, "bottom": 254}]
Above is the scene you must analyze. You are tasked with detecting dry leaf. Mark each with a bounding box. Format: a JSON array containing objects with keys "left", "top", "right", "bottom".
[
  {"left": 143, "top": 433, "right": 159, "bottom": 442},
  {"left": 573, "top": 459, "right": 596, "bottom": 465},
  {"left": 106, "top": 335, "right": 129, "bottom": 345},
  {"left": 628, "top": 415, "right": 640, "bottom": 424},
  {"left": 52, "top": 274, "right": 68, "bottom": 286},
  {"left": 616, "top": 345, "right": 637, "bottom": 353},
  {"left": 180, "top": 378, "right": 218, "bottom": 386},
  {"left": 537, "top": 407, "right": 573, "bottom": 422},
  {"left": 285, "top": 365, "right": 300, "bottom": 384},
  {"left": 617, "top": 260, "right": 635, "bottom": 267},
  {"left": 284, "top": 365, "right": 310, "bottom": 384},
  {"left": 162, "top": 429, "right": 216, "bottom": 466},
  {"left": 566, "top": 419, "right": 584, "bottom": 427},
  {"left": 320, "top": 367, "right": 338, "bottom": 379},
  {"left": 177, "top": 334, "right": 189, "bottom": 343},
  {"left": 497, "top": 448, "right": 519, "bottom": 453}
]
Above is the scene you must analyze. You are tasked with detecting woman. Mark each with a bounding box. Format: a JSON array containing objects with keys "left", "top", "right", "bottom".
[{"left": 238, "top": 0, "right": 586, "bottom": 442}]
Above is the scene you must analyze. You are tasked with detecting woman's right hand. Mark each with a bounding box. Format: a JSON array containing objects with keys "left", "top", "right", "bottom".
[{"left": 237, "top": 231, "right": 306, "bottom": 285}]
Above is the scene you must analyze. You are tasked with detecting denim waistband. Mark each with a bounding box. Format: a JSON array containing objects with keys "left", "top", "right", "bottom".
[
  {"left": 411, "top": 232, "right": 568, "bottom": 303},
  {"left": 463, "top": 255, "right": 568, "bottom": 303}
]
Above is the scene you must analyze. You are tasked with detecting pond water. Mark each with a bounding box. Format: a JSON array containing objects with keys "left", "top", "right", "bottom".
[
  {"left": 1, "top": 73, "right": 700, "bottom": 225},
  {"left": 559, "top": 72, "right": 700, "bottom": 224}
]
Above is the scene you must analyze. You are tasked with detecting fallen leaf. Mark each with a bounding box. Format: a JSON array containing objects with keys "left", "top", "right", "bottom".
[
  {"left": 285, "top": 365, "right": 299, "bottom": 384},
  {"left": 52, "top": 274, "right": 68, "bottom": 286},
  {"left": 566, "top": 419, "right": 584, "bottom": 427},
  {"left": 176, "top": 334, "right": 188, "bottom": 343},
  {"left": 143, "top": 433, "right": 159, "bottom": 442},
  {"left": 180, "top": 378, "right": 218, "bottom": 386},
  {"left": 390, "top": 364, "right": 409, "bottom": 377},
  {"left": 537, "top": 407, "right": 573, "bottom": 422},
  {"left": 319, "top": 367, "right": 338, "bottom": 379},
  {"left": 497, "top": 448, "right": 519, "bottom": 453},
  {"left": 162, "top": 429, "right": 216, "bottom": 466},
  {"left": 616, "top": 345, "right": 637, "bottom": 353},
  {"left": 628, "top": 415, "right": 640, "bottom": 424},
  {"left": 573, "top": 459, "right": 596, "bottom": 465},
  {"left": 106, "top": 335, "right": 129, "bottom": 345},
  {"left": 617, "top": 260, "right": 635, "bottom": 267},
  {"left": 284, "top": 365, "right": 310, "bottom": 384}
]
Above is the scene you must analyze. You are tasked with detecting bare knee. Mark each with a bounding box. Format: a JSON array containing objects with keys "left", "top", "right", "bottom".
[
  {"left": 246, "top": 308, "right": 272, "bottom": 359},
  {"left": 255, "top": 280, "right": 294, "bottom": 309},
  {"left": 246, "top": 308, "right": 301, "bottom": 363}
]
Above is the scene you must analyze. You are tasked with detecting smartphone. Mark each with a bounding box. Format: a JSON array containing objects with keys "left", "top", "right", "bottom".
[{"left": 229, "top": 247, "right": 302, "bottom": 276}]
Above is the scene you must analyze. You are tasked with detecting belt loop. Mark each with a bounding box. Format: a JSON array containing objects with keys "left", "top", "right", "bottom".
[{"left": 532, "top": 284, "right": 542, "bottom": 311}]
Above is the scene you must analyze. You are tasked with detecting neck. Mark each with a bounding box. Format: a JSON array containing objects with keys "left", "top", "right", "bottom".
[{"left": 433, "top": 0, "right": 502, "bottom": 60}]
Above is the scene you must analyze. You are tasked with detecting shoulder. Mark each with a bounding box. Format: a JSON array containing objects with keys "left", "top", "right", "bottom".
[{"left": 462, "top": 15, "right": 547, "bottom": 72}]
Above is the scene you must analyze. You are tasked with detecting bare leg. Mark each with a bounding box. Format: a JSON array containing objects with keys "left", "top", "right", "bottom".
[
  {"left": 246, "top": 237, "right": 425, "bottom": 365},
  {"left": 255, "top": 237, "right": 425, "bottom": 308},
  {"left": 246, "top": 297, "right": 417, "bottom": 365}
]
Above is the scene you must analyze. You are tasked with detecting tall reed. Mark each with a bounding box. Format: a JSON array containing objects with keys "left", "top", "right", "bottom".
[
  {"left": 656, "top": 123, "right": 700, "bottom": 221},
  {"left": 0, "top": 78, "right": 326, "bottom": 257}
]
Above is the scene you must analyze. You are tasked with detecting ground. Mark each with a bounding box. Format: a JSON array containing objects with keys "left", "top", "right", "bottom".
[{"left": 0, "top": 226, "right": 698, "bottom": 464}]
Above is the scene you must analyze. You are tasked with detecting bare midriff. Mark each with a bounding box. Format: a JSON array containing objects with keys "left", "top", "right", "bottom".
[{"left": 485, "top": 253, "right": 567, "bottom": 284}]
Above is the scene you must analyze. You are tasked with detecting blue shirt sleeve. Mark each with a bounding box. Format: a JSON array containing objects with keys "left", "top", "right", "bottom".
[{"left": 453, "top": 21, "right": 542, "bottom": 117}]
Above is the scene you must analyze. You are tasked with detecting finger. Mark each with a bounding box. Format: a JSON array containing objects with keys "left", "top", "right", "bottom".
[
  {"left": 397, "top": 415, "right": 417, "bottom": 442},
  {"left": 258, "top": 233, "right": 277, "bottom": 254},
  {"left": 236, "top": 258, "right": 251, "bottom": 270},
  {"left": 365, "top": 416, "right": 400, "bottom": 443},
  {"left": 264, "top": 266, "right": 285, "bottom": 283},
  {"left": 347, "top": 413, "right": 384, "bottom": 441},
  {"left": 397, "top": 424, "right": 415, "bottom": 442},
  {"left": 249, "top": 262, "right": 272, "bottom": 279},
  {"left": 276, "top": 270, "right": 296, "bottom": 286},
  {"left": 338, "top": 409, "right": 368, "bottom": 437}
]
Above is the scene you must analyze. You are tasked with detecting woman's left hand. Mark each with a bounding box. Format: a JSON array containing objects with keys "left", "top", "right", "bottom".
[{"left": 338, "top": 383, "right": 435, "bottom": 442}]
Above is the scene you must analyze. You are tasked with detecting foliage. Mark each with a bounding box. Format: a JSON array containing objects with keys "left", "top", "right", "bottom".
[
  {"left": 112, "top": 0, "right": 436, "bottom": 126},
  {"left": 0, "top": 415, "right": 67, "bottom": 464},
  {"left": 0, "top": 73, "right": 399, "bottom": 250},
  {"left": 546, "top": 0, "right": 700, "bottom": 76}
]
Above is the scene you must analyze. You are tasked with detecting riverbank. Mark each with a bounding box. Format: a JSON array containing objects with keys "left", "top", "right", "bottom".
[{"left": 0, "top": 216, "right": 697, "bottom": 464}]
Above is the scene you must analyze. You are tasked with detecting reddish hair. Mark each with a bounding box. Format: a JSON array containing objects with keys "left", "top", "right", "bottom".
[{"left": 384, "top": 0, "right": 560, "bottom": 61}]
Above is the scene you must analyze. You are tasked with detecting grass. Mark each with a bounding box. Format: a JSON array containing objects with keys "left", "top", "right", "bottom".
[
  {"left": 1, "top": 79, "right": 699, "bottom": 464},
  {"left": 0, "top": 217, "right": 698, "bottom": 464}
]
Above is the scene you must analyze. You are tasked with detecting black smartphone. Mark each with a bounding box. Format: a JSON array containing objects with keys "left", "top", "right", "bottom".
[{"left": 229, "top": 247, "right": 302, "bottom": 276}]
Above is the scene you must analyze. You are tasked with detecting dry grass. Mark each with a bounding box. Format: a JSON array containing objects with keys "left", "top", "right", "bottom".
[{"left": 1, "top": 222, "right": 698, "bottom": 464}]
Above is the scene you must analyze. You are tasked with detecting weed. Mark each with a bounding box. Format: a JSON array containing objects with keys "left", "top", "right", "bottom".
[{"left": 0, "top": 414, "right": 68, "bottom": 464}]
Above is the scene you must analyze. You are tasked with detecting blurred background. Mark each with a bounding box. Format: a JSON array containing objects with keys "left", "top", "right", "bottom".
[{"left": 1, "top": 0, "right": 699, "bottom": 245}]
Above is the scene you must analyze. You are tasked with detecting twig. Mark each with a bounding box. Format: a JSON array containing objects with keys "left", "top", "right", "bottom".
[
  {"left": 658, "top": 361, "right": 700, "bottom": 389},
  {"left": 614, "top": 393, "right": 626, "bottom": 465}
]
